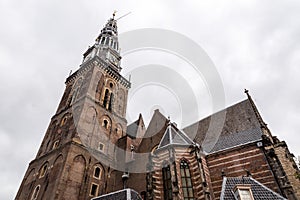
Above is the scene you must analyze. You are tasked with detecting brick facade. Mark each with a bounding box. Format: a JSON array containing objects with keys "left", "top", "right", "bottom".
[{"left": 16, "top": 16, "right": 300, "bottom": 200}]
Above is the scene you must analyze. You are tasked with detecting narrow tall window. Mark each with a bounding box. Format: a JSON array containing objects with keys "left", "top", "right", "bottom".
[
  {"left": 162, "top": 165, "right": 172, "bottom": 200},
  {"left": 60, "top": 116, "right": 68, "bottom": 126},
  {"left": 94, "top": 167, "right": 101, "bottom": 179},
  {"left": 90, "top": 183, "right": 99, "bottom": 196},
  {"left": 39, "top": 164, "right": 48, "bottom": 178},
  {"left": 180, "top": 160, "right": 194, "bottom": 200},
  {"left": 108, "top": 93, "right": 114, "bottom": 111},
  {"left": 103, "top": 89, "right": 110, "bottom": 108},
  {"left": 70, "top": 87, "right": 80, "bottom": 104},
  {"left": 101, "top": 37, "right": 105, "bottom": 44},
  {"left": 31, "top": 185, "right": 40, "bottom": 200},
  {"left": 52, "top": 140, "right": 59, "bottom": 150}
]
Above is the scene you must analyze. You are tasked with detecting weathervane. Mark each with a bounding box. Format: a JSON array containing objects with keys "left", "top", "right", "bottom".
[{"left": 112, "top": 10, "right": 117, "bottom": 19}]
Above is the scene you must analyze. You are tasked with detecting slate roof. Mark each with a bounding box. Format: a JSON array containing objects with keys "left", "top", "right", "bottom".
[
  {"left": 92, "top": 189, "right": 142, "bottom": 200},
  {"left": 220, "top": 177, "right": 287, "bottom": 200},
  {"left": 157, "top": 122, "right": 194, "bottom": 149},
  {"left": 183, "top": 99, "right": 264, "bottom": 153},
  {"left": 210, "top": 128, "right": 262, "bottom": 152},
  {"left": 126, "top": 114, "right": 144, "bottom": 138},
  {"left": 127, "top": 120, "right": 139, "bottom": 138}
]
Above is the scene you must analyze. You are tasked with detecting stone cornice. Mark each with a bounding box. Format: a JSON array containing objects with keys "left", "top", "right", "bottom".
[{"left": 65, "top": 56, "right": 131, "bottom": 88}]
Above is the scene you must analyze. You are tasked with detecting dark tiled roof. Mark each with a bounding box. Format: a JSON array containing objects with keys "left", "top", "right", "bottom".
[
  {"left": 127, "top": 120, "right": 139, "bottom": 138},
  {"left": 183, "top": 99, "right": 263, "bottom": 153},
  {"left": 220, "top": 177, "right": 286, "bottom": 200},
  {"left": 92, "top": 189, "right": 142, "bottom": 200},
  {"left": 137, "top": 110, "right": 168, "bottom": 153},
  {"left": 126, "top": 114, "right": 145, "bottom": 138}
]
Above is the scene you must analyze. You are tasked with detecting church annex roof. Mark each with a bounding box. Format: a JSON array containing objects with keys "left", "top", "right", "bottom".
[
  {"left": 220, "top": 177, "right": 287, "bottom": 200},
  {"left": 210, "top": 127, "right": 262, "bottom": 152},
  {"left": 126, "top": 114, "right": 145, "bottom": 139},
  {"left": 157, "top": 121, "right": 194, "bottom": 150},
  {"left": 183, "top": 98, "right": 264, "bottom": 153}
]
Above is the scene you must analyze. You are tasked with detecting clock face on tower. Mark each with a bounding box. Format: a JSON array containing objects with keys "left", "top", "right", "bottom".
[{"left": 109, "top": 53, "right": 118, "bottom": 66}]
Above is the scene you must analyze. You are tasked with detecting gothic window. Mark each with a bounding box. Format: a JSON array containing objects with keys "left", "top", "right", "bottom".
[
  {"left": 52, "top": 140, "right": 59, "bottom": 150},
  {"left": 100, "top": 37, "right": 105, "bottom": 44},
  {"left": 60, "top": 115, "right": 68, "bottom": 126},
  {"left": 31, "top": 185, "right": 40, "bottom": 200},
  {"left": 94, "top": 166, "right": 101, "bottom": 179},
  {"left": 90, "top": 183, "right": 99, "bottom": 196},
  {"left": 180, "top": 160, "right": 194, "bottom": 200},
  {"left": 70, "top": 78, "right": 83, "bottom": 105},
  {"left": 39, "top": 163, "right": 48, "bottom": 178},
  {"left": 162, "top": 165, "right": 172, "bottom": 200},
  {"left": 71, "top": 88, "right": 79, "bottom": 104},
  {"left": 116, "top": 124, "right": 122, "bottom": 135},
  {"left": 151, "top": 145, "right": 158, "bottom": 155}
]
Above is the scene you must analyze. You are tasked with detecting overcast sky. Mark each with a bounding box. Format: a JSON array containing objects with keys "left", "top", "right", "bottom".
[{"left": 1, "top": 0, "right": 300, "bottom": 199}]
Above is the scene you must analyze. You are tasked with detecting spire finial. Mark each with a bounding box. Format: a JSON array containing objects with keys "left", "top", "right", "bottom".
[
  {"left": 167, "top": 116, "right": 171, "bottom": 125},
  {"left": 113, "top": 10, "right": 117, "bottom": 19},
  {"left": 244, "top": 88, "right": 251, "bottom": 99}
]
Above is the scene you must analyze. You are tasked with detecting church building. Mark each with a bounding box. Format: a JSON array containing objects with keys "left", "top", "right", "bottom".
[{"left": 15, "top": 15, "right": 300, "bottom": 200}]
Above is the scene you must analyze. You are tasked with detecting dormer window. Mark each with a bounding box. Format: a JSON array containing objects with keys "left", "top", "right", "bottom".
[{"left": 233, "top": 185, "right": 254, "bottom": 200}]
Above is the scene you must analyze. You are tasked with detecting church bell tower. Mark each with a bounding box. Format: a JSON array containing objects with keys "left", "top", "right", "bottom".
[{"left": 15, "top": 14, "right": 130, "bottom": 200}]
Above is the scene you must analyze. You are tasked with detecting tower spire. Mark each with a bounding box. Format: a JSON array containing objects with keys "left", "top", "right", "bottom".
[
  {"left": 244, "top": 89, "right": 267, "bottom": 129},
  {"left": 82, "top": 14, "right": 121, "bottom": 71}
]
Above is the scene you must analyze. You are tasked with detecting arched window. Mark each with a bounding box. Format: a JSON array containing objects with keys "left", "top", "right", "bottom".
[
  {"left": 39, "top": 163, "right": 48, "bottom": 178},
  {"left": 70, "top": 87, "right": 80, "bottom": 104},
  {"left": 162, "top": 165, "right": 172, "bottom": 200},
  {"left": 103, "top": 119, "right": 108, "bottom": 129},
  {"left": 101, "top": 37, "right": 105, "bottom": 44},
  {"left": 60, "top": 115, "right": 68, "bottom": 126},
  {"left": 70, "top": 78, "right": 82, "bottom": 105},
  {"left": 31, "top": 185, "right": 40, "bottom": 200},
  {"left": 180, "top": 160, "right": 194, "bottom": 200},
  {"left": 94, "top": 166, "right": 101, "bottom": 179},
  {"left": 151, "top": 145, "right": 158, "bottom": 155},
  {"left": 52, "top": 140, "right": 59, "bottom": 150}
]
